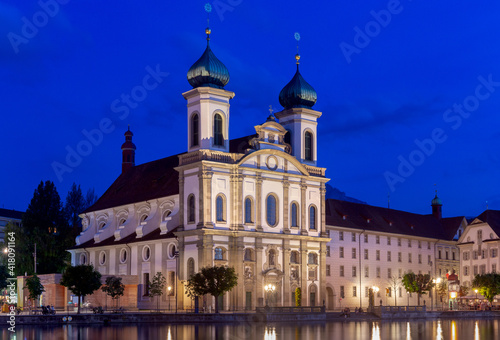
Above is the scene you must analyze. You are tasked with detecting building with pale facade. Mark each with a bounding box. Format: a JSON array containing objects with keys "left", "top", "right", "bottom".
[{"left": 458, "top": 210, "right": 500, "bottom": 300}]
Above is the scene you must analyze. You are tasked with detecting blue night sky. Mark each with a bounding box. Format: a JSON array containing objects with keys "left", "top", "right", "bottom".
[{"left": 1, "top": 0, "right": 499, "bottom": 218}]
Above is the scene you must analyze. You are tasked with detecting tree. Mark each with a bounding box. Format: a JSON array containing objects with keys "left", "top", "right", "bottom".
[
  {"left": 295, "top": 287, "right": 301, "bottom": 307},
  {"left": 60, "top": 265, "right": 101, "bottom": 314},
  {"left": 85, "top": 188, "right": 98, "bottom": 209},
  {"left": 185, "top": 266, "right": 238, "bottom": 313},
  {"left": 101, "top": 276, "right": 125, "bottom": 310},
  {"left": 0, "top": 266, "right": 9, "bottom": 291},
  {"left": 25, "top": 274, "right": 44, "bottom": 309},
  {"left": 437, "top": 280, "right": 448, "bottom": 309},
  {"left": 458, "top": 285, "right": 469, "bottom": 298},
  {"left": 388, "top": 276, "right": 401, "bottom": 306},
  {"left": 16, "top": 181, "right": 70, "bottom": 275},
  {"left": 401, "top": 272, "right": 434, "bottom": 306},
  {"left": 149, "top": 272, "right": 167, "bottom": 312},
  {"left": 472, "top": 273, "right": 500, "bottom": 304}
]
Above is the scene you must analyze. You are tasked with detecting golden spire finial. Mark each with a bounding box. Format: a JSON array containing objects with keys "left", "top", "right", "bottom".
[
  {"left": 204, "top": 3, "right": 212, "bottom": 41},
  {"left": 294, "top": 32, "right": 301, "bottom": 65}
]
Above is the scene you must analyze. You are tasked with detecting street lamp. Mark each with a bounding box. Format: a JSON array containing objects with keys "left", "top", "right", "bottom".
[
  {"left": 167, "top": 286, "right": 172, "bottom": 311},
  {"left": 475, "top": 289, "right": 478, "bottom": 300},
  {"left": 174, "top": 250, "right": 179, "bottom": 314},
  {"left": 432, "top": 278, "right": 441, "bottom": 311},
  {"left": 265, "top": 284, "right": 276, "bottom": 307}
]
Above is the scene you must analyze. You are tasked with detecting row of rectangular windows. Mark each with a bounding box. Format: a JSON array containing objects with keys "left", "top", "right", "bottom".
[
  {"left": 338, "top": 247, "right": 430, "bottom": 264},
  {"left": 336, "top": 231, "right": 431, "bottom": 249},
  {"left": 338, "top": 265, "right": 431, "bottom": 278},
  {"left": 463, "top": 264, "right": 497, "bottom": 276},
  {"left": 339, "top": 286, "right": 405, "bottom": 298},
  {"left": 462, "top": 249, "right": 498, "bottom": 260}
]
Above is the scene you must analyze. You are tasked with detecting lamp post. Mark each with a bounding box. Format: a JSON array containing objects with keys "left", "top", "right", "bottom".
[
  {"left": 432, "top": 278, "right": 441, "bottom": 311},
  {"left": 474, "top": 289, "right": 478, "bottom": 308},
  {"left": 265, "top": 284, "right": 275, "bottom": 307},
  {"left": 167, "top": 286, "right": 172, "bottom": 312}
]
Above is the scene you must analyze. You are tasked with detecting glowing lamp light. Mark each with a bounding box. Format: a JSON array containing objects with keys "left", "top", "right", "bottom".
[{"left": 450, "top": 291, "right": 457, "bottom": 299}]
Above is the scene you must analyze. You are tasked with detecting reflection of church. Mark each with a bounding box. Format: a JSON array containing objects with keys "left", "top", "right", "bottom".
[{"left": 69, "top": 22, "right": 330, "bottom": 310}]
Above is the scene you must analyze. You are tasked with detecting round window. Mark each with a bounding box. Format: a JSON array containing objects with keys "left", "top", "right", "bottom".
[
  {"left": 168, "top": 244, "right": 177, "bottom": 259},
  {"left": 120, "top": 248, "right": 128, "bottom": 263},
  {"left": 80, "top": 253, "right": 87, "bottom": 265},
  {"left": 99, "top": 251, "right": 106, "bottom": 265},
  {"left": 143, "top": 246, "right": 151, "bottom": 261}
]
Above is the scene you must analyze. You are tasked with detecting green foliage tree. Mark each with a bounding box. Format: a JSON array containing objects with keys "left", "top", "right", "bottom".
[
  {"left": 60, "top": 265, "right": 102, "bottom": 314},
  {"left": 401, "top": 272, "right": 434, "bottom": 306},
  {"left": 25, "top": 274, "right": 44, "bottom": 309},
  {"left": 295, "top": 287, "right": 301, "bottom": 307},
  {"left": 149, "top": 272, "right": 167, "bottom": 312},
  {"left": 472, "top": 273, "right": 500, "bottom": 303},
  {"left": 185, "top": 266, "right": 238, "bottom": 313},
  {"left": 15, "top": 181, "right": 70, "bottom": 275},
  {"left": 101, "top": 276, "right": 125, "bottom": 310},
  {"left": 85, "top": 188, "right": 98, "bottom": 209}
]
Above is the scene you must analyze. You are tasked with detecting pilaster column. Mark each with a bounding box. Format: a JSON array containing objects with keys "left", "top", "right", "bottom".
[
  {"left": 255, "top": 238, "right": 264, "bottom": 307},
  {"left": 319, "top": 242, "right": 327, "bottom": 307},
  {"left": 300, "top": 239, "right": 308, "bottom": 306},
  {"left": 178, "top": 172, "right": 185, "bottom": 229},
  {"left": 320, "top": 184, "right": 327, "bottom": 237},
  {"left": 300, "top": 180, "right": 308, "bottom": 235},
  {"left": 283, "top": 178, "right": 290, "bottom": 234},
  {"left": 177, "top": 236, "right": 185, "bottom": 309},
  {"left": 197, "top": 169, "right": 213, "bottom": 229},
  {"left": 256, "top": 174, "right": 263, "bottom": 231},
  {"left": 230, "top": 237, "right": 245, "bottom": 310},
  {"left": 283, "top": 240, "right": 291, "bottom": 306},
  {"left": 230, "top": 170, "right": 244, "bottom": 231}
]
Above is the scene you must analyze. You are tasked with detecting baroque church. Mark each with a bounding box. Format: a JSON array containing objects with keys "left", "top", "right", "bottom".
[
  {"left": 68, "top": 22, "right": 471, "bottom": 311},
  {"left": 69, "top": 24, "right": 330, "bottom": 310}
]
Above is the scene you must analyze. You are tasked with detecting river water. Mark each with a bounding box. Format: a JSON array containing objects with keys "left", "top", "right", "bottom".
[{"left": 2, "top": 319, "right": 499, "bottom": 339}]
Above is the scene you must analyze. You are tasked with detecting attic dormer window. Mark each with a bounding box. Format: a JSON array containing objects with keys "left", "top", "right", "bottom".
[{"left": 141, "top": 214, "right": 148, "bottom": 222}]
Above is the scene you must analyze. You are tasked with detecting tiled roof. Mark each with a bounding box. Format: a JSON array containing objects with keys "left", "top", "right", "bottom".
[
  {"left": 83, "top": 135, "right": 257, "bottom": 214},
  {"left": 69, "top": 226, "right": 178, "bottom": 250},
  {"left": 472, "top": 210, "right": 500, "bottom": 235},
  {"left": 0, "top": 208, "right": 23, "bottom": 220},
  {"left": 441, "top": 216, "right": 466, "bottom": 240},
  {"left": 325, "top": 199, "right": 459, "bottom": 240}
]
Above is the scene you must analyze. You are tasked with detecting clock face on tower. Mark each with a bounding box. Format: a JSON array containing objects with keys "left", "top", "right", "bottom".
[{"left": 266, "top": 155, "right": 278, "bottom": 171}]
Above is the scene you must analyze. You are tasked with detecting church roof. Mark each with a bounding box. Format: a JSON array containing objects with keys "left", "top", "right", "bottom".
[
  {"left": 83, "top": 135, "right": 257, "bottom": 214},
  {"left": 325, "top": 199, "right": 460, "bottom": 240},
  {"left": 441, "top": 216, "right": 466, "bottom": 240},
  {"left": 69, "top": 226, "right": 178, "bottom": 250}
]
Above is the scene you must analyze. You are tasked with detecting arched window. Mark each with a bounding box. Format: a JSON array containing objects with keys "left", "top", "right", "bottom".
[
  {"left": 187, "top": 258, "right": 195, "bottom": 278},
  {"left": 244, "top": 248, "right": 255, "bottom": 262},
  {"left": 291, "top": 202, "right": 298, "bottom": 227},
  {"left": 305, "top": 131, "right": 313, "bottom": 161},
  {"left": 244, "top": 197, "right": 253, "bottom": 223},
  {"left": 214, "top": 247, "right": 225, "bottom": 261},
  {"left": 290, "top": 251, "right": 299, "bottom": 264},
  {"left": 188, "top": 194, "right": 195, "bottom": 223},
  {"left": 269, "top": 249, "right": 276, "bottom": 266},
  {"left": 80, "top": 253, "right": 87, "bottom": 265},
  {"left": 191, "top": 113, "right": 199, "bottom": 147},
  {"left": 309, "top": 206, "right": 316, "bottom": 230},
  {"left": 308, "top": 252, "right": 318, "bottom": 265},
  {"left": 142, "top": 246, "right": 151, "bottom": 261},
  {"left": 266, "top": 194, "right": 277, "bottom": 227},
  {"left": 120, "top": 248, "right": 128, "bottom": 263},
  {"left": 213, "top": 113, "right": 224, "bottom": 146},
  {"left": 216, "top": 195, "right": 225, "bottom": 222}
]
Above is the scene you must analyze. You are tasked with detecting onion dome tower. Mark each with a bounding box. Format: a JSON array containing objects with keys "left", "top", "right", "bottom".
[
  {"left": 121, "top": 126, "right": 136, "bottom": 173},
  {"left": 278, "top": 54, "right": 317, "bottom": 109},
  {"left": 275, "top": 33, "right": 322, "bottom": 165},
  {"left": 183, "top": 3, "right": 234, "bottom": 153}
]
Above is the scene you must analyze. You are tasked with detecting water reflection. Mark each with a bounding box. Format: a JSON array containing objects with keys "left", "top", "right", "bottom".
[{"left": 3, "top": 319, "right": 500, "bottom": 340}]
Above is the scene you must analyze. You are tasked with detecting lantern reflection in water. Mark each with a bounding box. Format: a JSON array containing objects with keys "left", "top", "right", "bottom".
[{"left": 371, "top": 322, "right": 381, "bottom": 340}]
